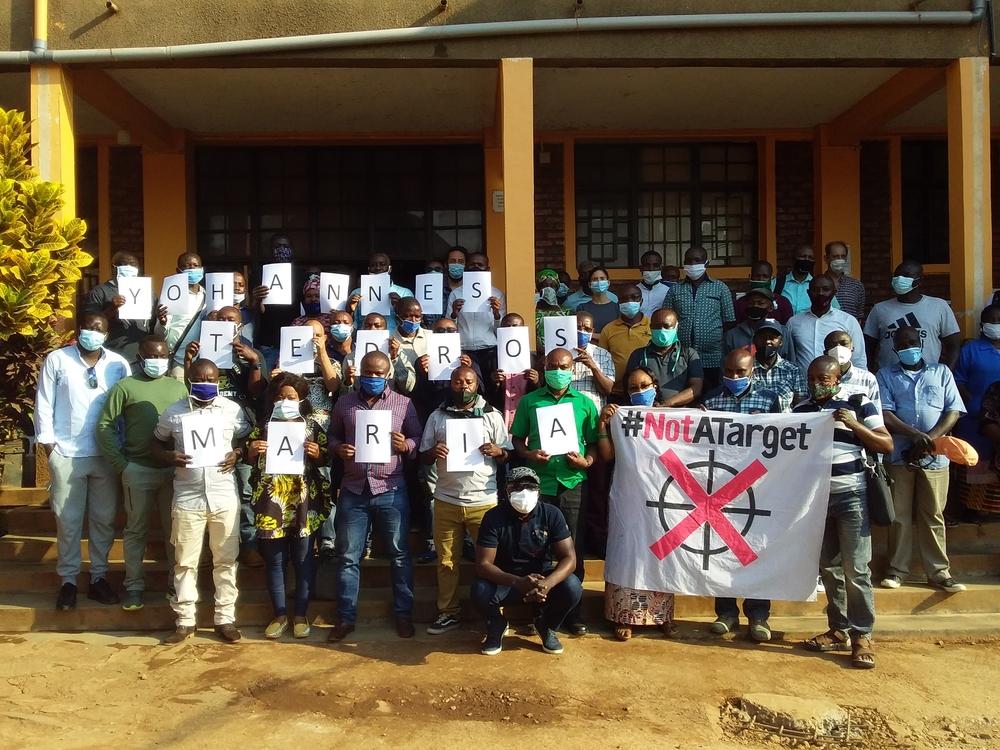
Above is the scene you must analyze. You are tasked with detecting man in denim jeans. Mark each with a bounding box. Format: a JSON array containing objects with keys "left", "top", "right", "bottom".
[
  {"left": 794, "top": 356, "right": 893, "bottom": 670},
  {"left": 327, "top": 351, "right": 422, "bottom": 642}
]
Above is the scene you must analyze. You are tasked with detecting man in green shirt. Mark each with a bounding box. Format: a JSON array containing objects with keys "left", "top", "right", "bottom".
[
  {"left": 511, "top": 347, "right": 599, "bottom": 635},
  {"left": 96, "top": 335, "right": 188, "bottom": 611}
]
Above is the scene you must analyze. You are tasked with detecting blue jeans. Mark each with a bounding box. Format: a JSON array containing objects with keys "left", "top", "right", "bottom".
[
  {"left": 820, "top": 486, "right": 875, "bottom": 637},
  {"left": 259, "top": 345, "right": 279, "bottom": 373},
  {"left": 334, "top": 485, "right": 414, "bottom": 624},
  {"left": 234, "top": 461, "right": 256, "bottom": 547},
  {"left": 259, "top": 534, "right": 314, "bottom": 618},
  {"left": 714, "top": 597, "right": 770, "bottom": 621},
  {"left": 471, "top": 574, "right": 583, "bottom": 631}
]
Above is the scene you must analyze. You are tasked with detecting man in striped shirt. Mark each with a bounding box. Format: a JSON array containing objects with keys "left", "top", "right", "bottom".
[
  {"left": 825, "top": 241, "right": 866, "bottom": 322},
  {"left": 793, "top": 356, "right": 893, "bottom": 670}
]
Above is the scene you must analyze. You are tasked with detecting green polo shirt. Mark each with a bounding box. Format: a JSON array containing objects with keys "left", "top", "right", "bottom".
[
  {"left": 510, "top": 386, "right": 599, "bottom": 495},
  {"left": 96, "top": 373, "right": 189, "bottom": 471}
]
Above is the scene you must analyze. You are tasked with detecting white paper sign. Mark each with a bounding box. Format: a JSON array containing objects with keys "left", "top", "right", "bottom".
[
  {"left": 497, "top": 327, "right": 532, "bottom": 373},
  {"left": 414, "top": 273, "right": 443, "bottom": 317},
  {"left": 537, "top": 402, "right": 579, "bottom": 456},
  {"left": 360, "top": 272, "right": 392, "bottom": 316},
  {"left": 159, "top": 273, "right": 191, "bottom": 316},
  {"left": 543, "top": 316, "right": 578, "bottom": 356},
  {"left": 261, "top": 263, "right": 293, "bottom": 306},
  {"left": 427, "top": 332, "right": 462, "bottom": 382},
  {"left": 198, "top": 321, "right": 236, "bottom": 369},
  {"left": 265, "top": 420, "right": 306, "bottom": 475},
  {"left": 355, "top": 329, "right": 391, "bottom": 358},
  {"left": 320, "top": 272, "right": 351, "bottom": 313},
  {"left": 204, "top": 272, "right": 234, "bottom": 313},
  {"left": 446, "top": 418, "right": 486, "bottom": 472},
  {"left": 462, "top": 272, "right": 492, "bottom": 313},
  {"left": 279, "top": 325, "right": 315, "bottom": 374},
  {"left": 355, "top": 410, "right": 392, "bottom": 464},
  {"left": 181, "top": 411, "right": 228, "bottom": 469},
  {"left": 117, "top": 276, "right": 152, "bottom": 321}
]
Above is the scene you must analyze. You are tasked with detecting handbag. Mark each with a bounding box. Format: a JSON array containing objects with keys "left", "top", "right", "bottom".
[{"left": 847, "top": 394, "right": 894, "bottom": 526}]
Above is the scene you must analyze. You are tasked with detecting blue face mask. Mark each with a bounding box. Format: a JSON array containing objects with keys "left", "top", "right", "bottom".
[
  {"left": 447, "top": 263, "right": 464, "bottom": 280},
  {"left": 398, "top": 319, "right": 421, "bottom": 336},
  {"left": 577, "top": 330, "right": 592, "bottom": 348},
  {"left": 116, "top": 265, "right": 138, "bottom": 279},
  {"left": 185, "top": 267, "right": 204, "bottom": 285},
  {"left": 895, "top": 346, "right": 922, "bottom": 366},
  {"left": 891, "top": 275, "right": 916, "bottom": 295},
  {"left": 557, "top": 283, "right": 570, "bottom": 302},
  {"left": 591, "top": 279, "right": 611, "bottom": 294},
  {"left": 189, "top": 381, "right": 218, "bottom": 403},
  {"left": 619, "top": 301, "right": 641, "bottom": 319},
  {"left": 303, "top": 302, "right": 321, "bottom": 316},
  {"left": 723, "top": 376, "right": 751, "bottom": 396},
  {"left": 330, "top": 323, "right": 353, "bottom": 342},
  {"left": 629, "top": 387, "right": 657, "bottom": 406},
  {"left": 78, "top": 329, "right": 107, "bottom": 352},
  {"left": 360, "top": 376, "right": 387, "bottom": 397}
]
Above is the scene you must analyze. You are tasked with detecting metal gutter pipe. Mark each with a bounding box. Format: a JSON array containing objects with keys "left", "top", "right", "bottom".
[
  {"left": 31, "top": 0, "right": 48, "bottom": 54},
  {"left": 3, "top": 1, "right": 988, "bottom": 66}
]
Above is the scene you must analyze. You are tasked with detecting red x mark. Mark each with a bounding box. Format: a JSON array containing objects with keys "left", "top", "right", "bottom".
[{"left": 649, "top": 449, "right": 767, "bottom": 566}]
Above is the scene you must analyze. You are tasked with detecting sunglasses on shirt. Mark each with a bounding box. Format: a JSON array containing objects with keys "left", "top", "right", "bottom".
[{"left": 85, "top": 366, "right": 98, "bottom": 389}]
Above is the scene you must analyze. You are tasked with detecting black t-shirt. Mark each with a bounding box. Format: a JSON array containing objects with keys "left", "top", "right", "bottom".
[
  {"left": 82, "top": 280, "right": 154, "bottom": 363},
  {"left": 254, "top": 264, "right": 306, "bottom": 348},
  {"left": 476, "top": 501, "right": 571, "bottom": 576}
]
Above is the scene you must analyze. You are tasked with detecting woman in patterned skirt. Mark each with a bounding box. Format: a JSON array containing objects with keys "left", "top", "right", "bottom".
[
  {"left": 248, "top": 372, "right": 331, "bottom": 640},
  {"left": 597, "top": 366, "right": 677, "bottom": 641}
]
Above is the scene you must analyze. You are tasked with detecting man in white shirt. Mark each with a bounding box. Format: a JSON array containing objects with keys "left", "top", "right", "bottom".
[
  {"left": 787, "top": 275, "right": 866, "bottom": 373},
  {"left": 446, "top": 252, "right": 506, "bottom": 378},
  {"left": 152, "top": 359, "right": 252, "bottom": 644},
  {"left": 824, "top": 330, "right": 882, "bottom": 412},
  {"left": 638, "top": 250, "right": 673, "bottom": 317},
  {"left": 35, "top": 313, "right": 131, "bottom": 611},
  {"left": 155, "top": 251, "right": 207, "bottom": 381}
]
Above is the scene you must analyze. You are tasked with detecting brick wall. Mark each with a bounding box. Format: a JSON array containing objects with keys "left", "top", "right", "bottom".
[
  {"left": 534, "top": 142, "right": 565, "bottom": 274},
  {"left": 774, "top": 141, "right": 814, "bottom": 274},
  {"left": 109, "top": 147, "right": 144, "bottom": 263}
]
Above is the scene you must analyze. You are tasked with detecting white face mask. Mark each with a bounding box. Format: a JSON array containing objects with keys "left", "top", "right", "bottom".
[
  {"left": 116, "top": 264, "right": 139, "bottom": 278},
  {"left": 983, "top": 322, "right": 1000, "bottom": 341},
  {"left": 641, "top": 270, "right": 662, "bottom": 285},
  {"left": 509, "top": 488, "right": 539, "bottom": 515},
  {"left": 272, "top": 399, "right": 301, "bottom": 421},
  {"left": 825, "top": 345, "right": 852, "bottom": 366},
  {"left": 683, "top": 263, "right": 706, "bottom": 280},
  {"left": 141, "top": 357, "right": 169, "bottom": 378},
  {"left": 233, "top": 293, "right": 246, "bottom": 304}
]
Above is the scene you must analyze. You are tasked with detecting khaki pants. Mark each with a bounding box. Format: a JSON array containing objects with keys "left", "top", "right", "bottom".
[
  {"left": 886, "top": 464, "right": 951, "bottom": 582},
  {"left": 433, "top": 499, "right": 493, "bottom": 617},
  {"left": 170, "top": 504, "right": 239, "bottom": 627},
  {"left": 122, "top": 463, "right": 176, "bottom": 593}
]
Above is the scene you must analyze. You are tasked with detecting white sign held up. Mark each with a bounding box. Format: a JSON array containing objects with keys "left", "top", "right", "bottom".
[
  {"left": 414, "top": 273, "right": 443, "bottom": 317},
  {"left": 261, "top": 263, "right": 293, "bottom": 306},
  {"left": 360, "top": 273, "right": 392, "bottom": 316},
  {"left": 204, "top": 272, "right": 234, "bottom": 313},
  {"left": 117, "top": 276, "right": 153, "bottom": 321},
  {"left": 279, "top": 326, "right": 315, "bottom": 374},
  {"left": 543, "top": 316, "right": 578, "bottom": 356},
  {"left": 355, "top": 410, "right": 392, "bottom": 464},
  {"left": 320, "top": 272, "right": 351, "bottom": 313},
  {"left": 159, "top": 273, "right": 191, "bottom": 316},
  {"left": 198, "top": 321, "right": 236, "bottom": 369},
  {"left": 265, "top": 421, "right": 306, "bottom": 475},
  {"left": 537, "top": 402, "right": 579, "bottom": 456},
  {"left": 181, "top": 411, "right": 228, "bottom": 469},
  {"left": 461, "top": 272, "right": 492, "bottom": 313},
  {"left": 497, "top": 327, "right": 531, "bottom": 373},
  {"left": 427, "top": 332, "right": 462, "bottom": 381},
  {"left": 355, "top": 329, "right": 390, "bottom": 358},
  {"left": 445, "top": 418, "right": 486, "bottom": 472}
]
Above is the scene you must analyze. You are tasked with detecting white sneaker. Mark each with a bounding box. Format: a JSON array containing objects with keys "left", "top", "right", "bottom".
[{"left": 880, "top": 575, "right": 902, "bottom": 589}]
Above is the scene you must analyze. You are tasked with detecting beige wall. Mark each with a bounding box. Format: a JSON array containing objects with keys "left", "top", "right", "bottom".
[{"left": 0, "top": 1, "right": 987, "bottom": 63}]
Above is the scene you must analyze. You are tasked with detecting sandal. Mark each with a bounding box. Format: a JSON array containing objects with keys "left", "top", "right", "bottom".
[
  {"left": 803, "top": 629, "right": 851, "bottom": 652},
  {"left": 614, "top": 626, "right": 632, "bottom": 641},
  {"left": 851, "top": 635, "right": 875, "bottom": 669},
  {"left": 661, "top": 621, "right": 678, "bottom": 639}
]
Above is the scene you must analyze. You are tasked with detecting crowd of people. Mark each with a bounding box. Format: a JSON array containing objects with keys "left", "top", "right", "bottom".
[{"left": 34, "top": 233, "right": 996, "bottom": 669}]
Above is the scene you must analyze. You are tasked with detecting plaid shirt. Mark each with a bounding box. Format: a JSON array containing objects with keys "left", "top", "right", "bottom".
[
  {"left": 703, "top": 383, "right": 784, "bottom": 414},
  {"left": 328, "top": 387, "right": 422, "bottom": 496},
  {"left": 834, "top": 275, "right": 866, "bottom": 322},
  {"left": 662, "top": 277, "right": 735, "bottom": 369},
  {"left": 752, "top": 355, "right": 807, "bottom": 411},
  {"left": 572, "top": 343, "right": 616, "bottom": 412}
]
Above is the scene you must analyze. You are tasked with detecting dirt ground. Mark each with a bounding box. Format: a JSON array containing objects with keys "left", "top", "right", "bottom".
[{"left": 0, "top": 626, "right": 998, "bottom": 750}]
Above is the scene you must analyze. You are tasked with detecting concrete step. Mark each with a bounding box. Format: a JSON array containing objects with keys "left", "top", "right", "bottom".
[{"left": 2, "top": 579, "right": 998, "bottom": 633}]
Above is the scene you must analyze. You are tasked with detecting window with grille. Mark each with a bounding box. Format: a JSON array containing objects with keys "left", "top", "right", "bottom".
[
  {"left": 575, "top": 142, "right": 758, "bottom": 268},
  {"left": 901, "top": 139, "right": 949, "bottom": 265}
]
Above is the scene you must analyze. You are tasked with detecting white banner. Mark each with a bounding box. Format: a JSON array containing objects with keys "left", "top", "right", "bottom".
[{"left": 605, "top": 408, "right": 833, "bottom": 602}]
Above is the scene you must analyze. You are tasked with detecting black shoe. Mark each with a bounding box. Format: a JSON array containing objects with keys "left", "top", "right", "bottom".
[
  {"left": 565, "top": 619, "right": 588, "bottom": 637},
  {"left": 534, "top": 617, "right": 565, "bottom": 654},
  {"left": 214, "top": 623, "right": 242, "bottom": 643},
  {"left": 163, "top": 625, "right": 195, "bottom": 645},
  {"left": 396, "top": 616, "right": 415, "bottom": 638},
  {"left": 56, "top": 582, "right": 77, "bottom": 611},
  {"left": 87, "top": 578, "right": 119, "bottom": 605},
  {"left": 327, "top": 622, "right": 356, "bottom": 642},
  {"left": 481, "top": 618, "right": 508, "bottom": 656}
]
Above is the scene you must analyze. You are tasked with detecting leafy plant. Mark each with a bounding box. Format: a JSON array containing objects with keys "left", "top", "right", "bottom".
[{"left": 0, "top": 107, "right": 91, "bottom": 442}]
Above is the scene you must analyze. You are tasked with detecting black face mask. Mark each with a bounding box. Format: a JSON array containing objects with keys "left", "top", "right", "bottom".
[
  {"left": 762, "top": 343, "right": 780, "bottom": 361},
  {"left": 746, "top": 307, "right": 767, "bottom": 322},
  {"left": 794, "top": 259, "right": 815, "bottom": 275}
]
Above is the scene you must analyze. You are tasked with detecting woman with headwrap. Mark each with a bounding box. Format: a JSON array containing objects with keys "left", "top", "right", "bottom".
[{"left": 535, "top": 268, "right": 571, "bottom": 343}]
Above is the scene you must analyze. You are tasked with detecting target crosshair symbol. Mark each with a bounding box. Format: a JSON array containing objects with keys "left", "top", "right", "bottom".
[{"left": 646, "top": 449, "right": 771, "bottom": 571}]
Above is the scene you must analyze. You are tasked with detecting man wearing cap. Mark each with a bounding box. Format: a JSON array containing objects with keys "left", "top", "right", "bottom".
[
  {"left": 750, "top": 319, "right": 807, "bottom": 411},
  {"left": 734, "top": 261, "right": 793, "bottom": 324},
  {"left": 725, "top": 287, "right": 794, "bottom": 360},
  {"left": 472, "top": 466, "right": 583, "bottom": 656}
]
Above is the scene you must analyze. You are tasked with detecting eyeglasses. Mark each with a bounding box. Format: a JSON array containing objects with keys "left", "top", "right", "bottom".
[{"left": 85, "top": 366, "right": 98, "bottom": 389}]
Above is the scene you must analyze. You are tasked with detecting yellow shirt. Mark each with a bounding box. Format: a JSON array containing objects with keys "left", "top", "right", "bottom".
[{"left": 599, "top": 315, "right": 652, "bottom": 394}]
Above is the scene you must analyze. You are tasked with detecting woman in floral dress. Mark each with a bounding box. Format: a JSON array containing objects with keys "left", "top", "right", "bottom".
[{"left": 248, "top": 372, "right": 331, "bottom": 640}]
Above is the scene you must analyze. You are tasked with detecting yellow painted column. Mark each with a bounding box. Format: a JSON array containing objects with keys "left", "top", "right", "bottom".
[
  {"left": 947, "top": 57, "right": 993, "bottom": 335},
  {"left": 29, "top": 64, "right": 75, "bottom": 221},
  {"left": 813, "top": 125, "right": 861, "bottom": 276},
  {"left": 498, "top": 58, "right": 536, "bottom": 343},
  {"left": 142, "top": 147, "right": 194, "bottom": 282}
]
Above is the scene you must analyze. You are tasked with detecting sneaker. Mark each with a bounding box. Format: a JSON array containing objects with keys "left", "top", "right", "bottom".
[
  {"left": 415, "top": 549, "right": 437, "bottom": 565},
  {"left": 214, "top": 623, "right": 242, "bottom": 643},
  {"left": 121, "top": 591, "right": 144, "bottom": 611},
  {"left": 55, "top": 582, "right": 77, "bottom": 611},
  {"left": 88, "top": 578, "right": 120, "bottom": 605},
  {"left": 534, "top": 618, "right": 564, "bottom": 655},
  {"left": 748, "top": 619, "right": 772, "bottom": 643},
  {"left": 481, "top": 618, "right": 508, "bottom": 656},
  {"left": 163, "top": 625, "right": 195, "bottom": 645},
  {"left": 880, "top": 575, "right": 902, "bottom": 589},
  {"left": 293, "top": 619, "right": 311, "bottom": 639},
  {"left": 427, "top": 613, "right": 461, "bottom": 635},
  {"left": 709, "top": 615, "right": 739, "bottom": 635},
  {"left": 264, "top": 617, "right": 288, "bottom": 640},
  {"left": 931, "top": 577, "right": 967, "bottom": 593}
]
